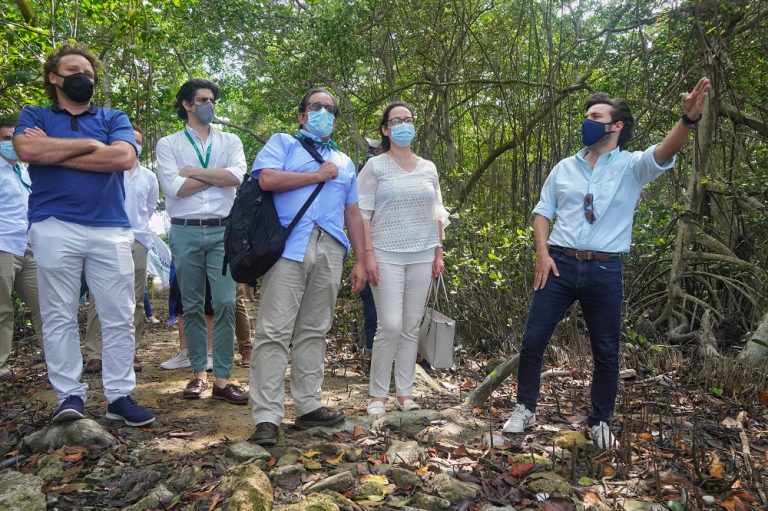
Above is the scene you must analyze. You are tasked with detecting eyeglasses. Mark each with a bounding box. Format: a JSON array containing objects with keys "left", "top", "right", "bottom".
[
  {"left": 387, "top": 117, "right": 414, "bottom": 127},
  {"left": 584, "top": 193, "right": 596, "bottom": 224},
  {"left": 306, "top": 102, "right": 335, "bottom": 113},
  {"left": 194, "top": 98, "right": 216, "bottom": 105}
]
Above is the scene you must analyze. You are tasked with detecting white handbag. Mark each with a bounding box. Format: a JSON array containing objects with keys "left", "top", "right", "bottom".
[{"left": 418, "top": 275, "right": 456, "bottom": 369}]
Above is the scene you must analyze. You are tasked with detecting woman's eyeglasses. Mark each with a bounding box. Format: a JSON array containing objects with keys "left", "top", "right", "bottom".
[{"left": 387, "top": 117, "right": 414, "bottom": 127}]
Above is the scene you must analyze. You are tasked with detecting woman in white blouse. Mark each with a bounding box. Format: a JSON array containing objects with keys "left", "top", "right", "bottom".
[{"left": 358, "top": 102, "right": 449, "bottom": 415}]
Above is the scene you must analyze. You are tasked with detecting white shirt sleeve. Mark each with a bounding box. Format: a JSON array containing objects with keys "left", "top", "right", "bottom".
[
  {"left": 357, "top": 158, "right": 378, "bottom": 220},
  {"left": 156, "top": 136, "right": 186, "bottom": 198}
]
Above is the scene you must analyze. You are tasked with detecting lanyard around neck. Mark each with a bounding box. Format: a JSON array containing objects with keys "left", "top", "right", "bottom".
[
  {"left": 13, "top": 164, "right": 31, "bottom": 192},
  {"left": 183, "top": 128, "right": 212, "bottom": 168}
]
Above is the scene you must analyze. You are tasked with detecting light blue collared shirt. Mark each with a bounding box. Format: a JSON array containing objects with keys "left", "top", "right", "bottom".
[
  {"left": 251, "top": 130, "right": 358, "bottom": 262},
  {"left": 0, "top": 158, "right": 31, "bottom": 257},
  {"left": 532, "top": 144, "right": 675, "bottom": 253}
]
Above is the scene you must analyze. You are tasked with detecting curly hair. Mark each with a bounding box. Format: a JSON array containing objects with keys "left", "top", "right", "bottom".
[
  {"left": 174, "top": 79, "right": 220, "bottom": 120},
  {"left": 43, "top": 44, "right": 100, "bottom": 104}
]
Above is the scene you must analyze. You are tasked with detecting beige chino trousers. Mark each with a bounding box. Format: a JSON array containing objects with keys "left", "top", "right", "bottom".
[{"left": 249, "top": 227, "right": 345, "bottom": 425}]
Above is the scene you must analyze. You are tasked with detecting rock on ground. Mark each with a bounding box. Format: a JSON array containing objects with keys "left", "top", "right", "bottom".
[
  {"left": 0, "top": 470, "right": 46, "bottom": 511},
  {"left": 219, "top": 463, "right": 274, "bottom": 511},
  {"left": 21, "top": 418, "right": 115, "bottom": 452},
  {"left": 430, "top": 472, "right": 479, "bottom": 503}
]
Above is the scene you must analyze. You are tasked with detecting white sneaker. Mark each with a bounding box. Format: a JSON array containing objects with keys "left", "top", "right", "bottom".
[
  {"left": 207, "top": 352, "right": 213, "bottom": 371},
  {"left": 589, "top": 422, "right": 616, "bottom": 450},
  {"left": 160, "top": 348, "right": 191, "bottom": 370},
  {"left": 502, "top": 404, "right": 536, "bottom": 433}
]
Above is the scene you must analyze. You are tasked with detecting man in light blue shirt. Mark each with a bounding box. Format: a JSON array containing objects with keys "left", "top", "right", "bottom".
[
  {"left": 0, "top": 119, "right": 43, "bottom": 379},
  {"left": 503, "top": 78, "right": 711, "bottom": 449},
  {"left": 248, "top": 87, "right": 366, "bottom": 446}
]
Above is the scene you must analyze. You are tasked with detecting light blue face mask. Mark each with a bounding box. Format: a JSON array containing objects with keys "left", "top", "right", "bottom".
[
  {"left": 0, "top": 140, "right": 18, "bottom": 161},
  {"left": 389, "top": 123, "right": 415, "bottom": 147},
  {"left": 306, "top": 109, "right": 335, "bottom": 139}
]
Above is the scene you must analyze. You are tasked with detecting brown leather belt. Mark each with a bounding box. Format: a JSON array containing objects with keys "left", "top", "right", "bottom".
[{"left": 549, "top": 245, "right": 620, "bottom": 261}]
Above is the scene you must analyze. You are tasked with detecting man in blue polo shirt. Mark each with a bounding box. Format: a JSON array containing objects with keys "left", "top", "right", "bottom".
[
  {"left": 502, "top": 78, "right": 711, "bottom": 449},
  {"left": 13, "top": 44, "right": 154, "bottom": 427},
  {"left": 248, "top": 87, "right": 366, "bottom": 446}
]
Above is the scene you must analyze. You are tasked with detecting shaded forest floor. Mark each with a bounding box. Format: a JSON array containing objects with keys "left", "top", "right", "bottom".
[{"left": 1, "top": 295, "right": 767, "bottom": 510}]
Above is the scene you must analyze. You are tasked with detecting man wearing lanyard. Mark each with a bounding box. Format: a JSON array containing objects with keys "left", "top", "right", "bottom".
[
  {"left": 13, "top": 44, "right": 154, "bottom": 426},
  {"left": 502, "top": 78, "right": 711, "bottom": 449},
  {"left": 156, "top": 78, "right": 248, "bottom": 404},
  {"left": 247, "top": 87, "right": 366, "bottom": 446},
  {"left": 83, "top": 123, "right": 159, "bottom": 375},
  {"left": 0, "top": 120, "right": 44, "bottom": 379}
]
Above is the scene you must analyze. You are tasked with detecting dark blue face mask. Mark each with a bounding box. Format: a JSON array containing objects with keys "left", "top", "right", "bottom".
[{"left": 581, "top": 118, "right": 614, "bottom": 146}]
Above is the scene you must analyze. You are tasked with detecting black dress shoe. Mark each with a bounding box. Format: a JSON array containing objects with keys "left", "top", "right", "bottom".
[
  {"left": 295, "top": 406, "right": 345, "bottom": 429},
  {"left": 249, "top": 422, "right": 279, "bottom": 446}
]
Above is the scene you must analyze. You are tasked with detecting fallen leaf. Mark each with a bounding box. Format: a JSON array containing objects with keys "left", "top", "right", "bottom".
[
  {"left": 265, "top": 457, "right": 277, "bottom": 467},
  {"left": 472, "top": 407, "right": 484, "bottom": 415},
  {"left": 51, "top": 483, "right": 87, "bottom": 494},
  {"left": 638, "top": 432, "right": 653, "bottom": 440},
  {"left": 208, "top": 493, "right": 221, "bottom": 511},
  {"left": 542, "top": 496, "right": 575, "bottom": 511},
  {"left": 63, "top": 445, "right": 88, "bottom": 454},
  {"left": 325, "top": 453, "right": 343, "bottom": 465},
  {"left": 360, "top": 474, "right": 389, "bottom": 485},
  {"left": 508, "top": 463, "right": 535, "bottom": 478},
  {"left": 758, "top": 391, "right": 768, "bottom": 406},
  {"left": 60, "top": 452, "right": 84, "bottom": 463},
  {"left": 353, "top": 425, "right": 366, "bottom": 437},
  {"left": 299, "top": 456, "right": 322, "bottom": 470},
  {"left": 187, "top": 491, "right": 214, "bottom": 500},
  {"left": 460, "top": 380, "right": 475, "bottom": 389},
  {"left": 452, "top": 445, "right": 469, "bottom": 457},
  {"left": 709, "top": 454, "right": 724, "bottom": 479},
  {"left": 303, "top": 449, "right": 321, "bottom": 458},
  {"left": 5, "top": 450, "right": 18, "bottom": 457},
  {"left": 602, "top": 465, "right": 616, "bottom": 478},
  {"left": 415, "top": 466, "right": 429, "bottom": 476}
]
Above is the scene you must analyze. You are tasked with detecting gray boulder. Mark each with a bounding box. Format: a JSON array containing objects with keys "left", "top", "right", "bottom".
[{"left": 21, "top": 419, "right": 115, "bottom": 452}]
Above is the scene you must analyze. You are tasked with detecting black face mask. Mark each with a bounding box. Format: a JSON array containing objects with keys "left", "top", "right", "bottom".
[{"left": 56, "top": 72, "right": 94, "bottom": 103}]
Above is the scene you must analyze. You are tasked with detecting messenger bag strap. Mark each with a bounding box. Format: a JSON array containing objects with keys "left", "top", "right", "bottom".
[{"left": 285, "top": 136, "right": 328, "bottom": 234}]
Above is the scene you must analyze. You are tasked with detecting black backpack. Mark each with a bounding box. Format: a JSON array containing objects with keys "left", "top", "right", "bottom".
[{"left": 223, "top": 137, "right": 325, "bottom": 284}]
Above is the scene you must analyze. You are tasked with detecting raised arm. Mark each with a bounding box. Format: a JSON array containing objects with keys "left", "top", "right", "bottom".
[{"left": 654, "top": 77, "right": 711, "bottom": 165}]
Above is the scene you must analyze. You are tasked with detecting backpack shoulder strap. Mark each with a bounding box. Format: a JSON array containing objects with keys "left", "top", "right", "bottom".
[{"left": 286, "top": 136, "right": 325, "bottom": 233}]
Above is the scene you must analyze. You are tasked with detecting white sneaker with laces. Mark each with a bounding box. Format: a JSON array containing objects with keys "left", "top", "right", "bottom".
[
  {"left": 589, "top": 421, "right": 616, "bottom": 450},
  {"left": 502, "top": 404, "right": 536, "bottom": 433},
  {"left": 160, "top": 348, "right": 191, "bottom": 370}
]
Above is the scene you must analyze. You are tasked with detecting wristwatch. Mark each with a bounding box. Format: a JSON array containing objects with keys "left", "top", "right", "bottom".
[{"left": 681, "top": 112, "right": 702, "bottom": 128}]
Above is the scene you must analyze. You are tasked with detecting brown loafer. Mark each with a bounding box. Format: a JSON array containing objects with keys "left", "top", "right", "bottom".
[
  {"left": 183, "top": 378, "right": 208, "bottom": 399},
  {"left": 212, "top": 383, "right": 248, "bottom": 405},
  {"left": 84, "top": 358, "right": 102, "bottom": 374}
]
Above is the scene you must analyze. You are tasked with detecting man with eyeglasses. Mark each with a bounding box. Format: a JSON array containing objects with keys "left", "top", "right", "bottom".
[
  {"left": 156, "top": 78, "right": 248, "bottom": 405},
  {"left": 247, "top": 87, "right": 366, "bottom": 446},
  {"left": 12, "top": 44, "right": 154, "bottom": 426},
  {"left": 503, "top": 78, "right": 711, "bottom": 449}
]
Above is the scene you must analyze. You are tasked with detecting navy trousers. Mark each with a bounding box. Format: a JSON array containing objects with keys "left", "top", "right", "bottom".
[{"left": 516, "top": 249, "right": 623, "bottom": 425}]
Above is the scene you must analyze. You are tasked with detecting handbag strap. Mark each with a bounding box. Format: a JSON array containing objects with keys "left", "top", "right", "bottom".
[
  {"left": 425, "top": 274, "right": 450, "bottom": 312},
  {"left": 286, "top": 136, "right": 327, "bottom": 234}
]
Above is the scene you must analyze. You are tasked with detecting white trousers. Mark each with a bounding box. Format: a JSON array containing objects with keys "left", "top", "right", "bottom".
[
  {"left": 250, "top": 227, "right": 345, "bottom": 425},
  {"left": 29, "top": 217, "right": 136, "bottom": 404},
  {"left": 369, "top": 261, "right": 432, "bottom": 398}
]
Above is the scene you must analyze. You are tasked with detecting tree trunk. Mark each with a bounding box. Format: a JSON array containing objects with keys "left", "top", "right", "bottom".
[
  {"left": 737, "top": 311, "right": 768, "bottom": 365},
  {"left": 464, "top": 355, "right": 519, "bottom": 408}
]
